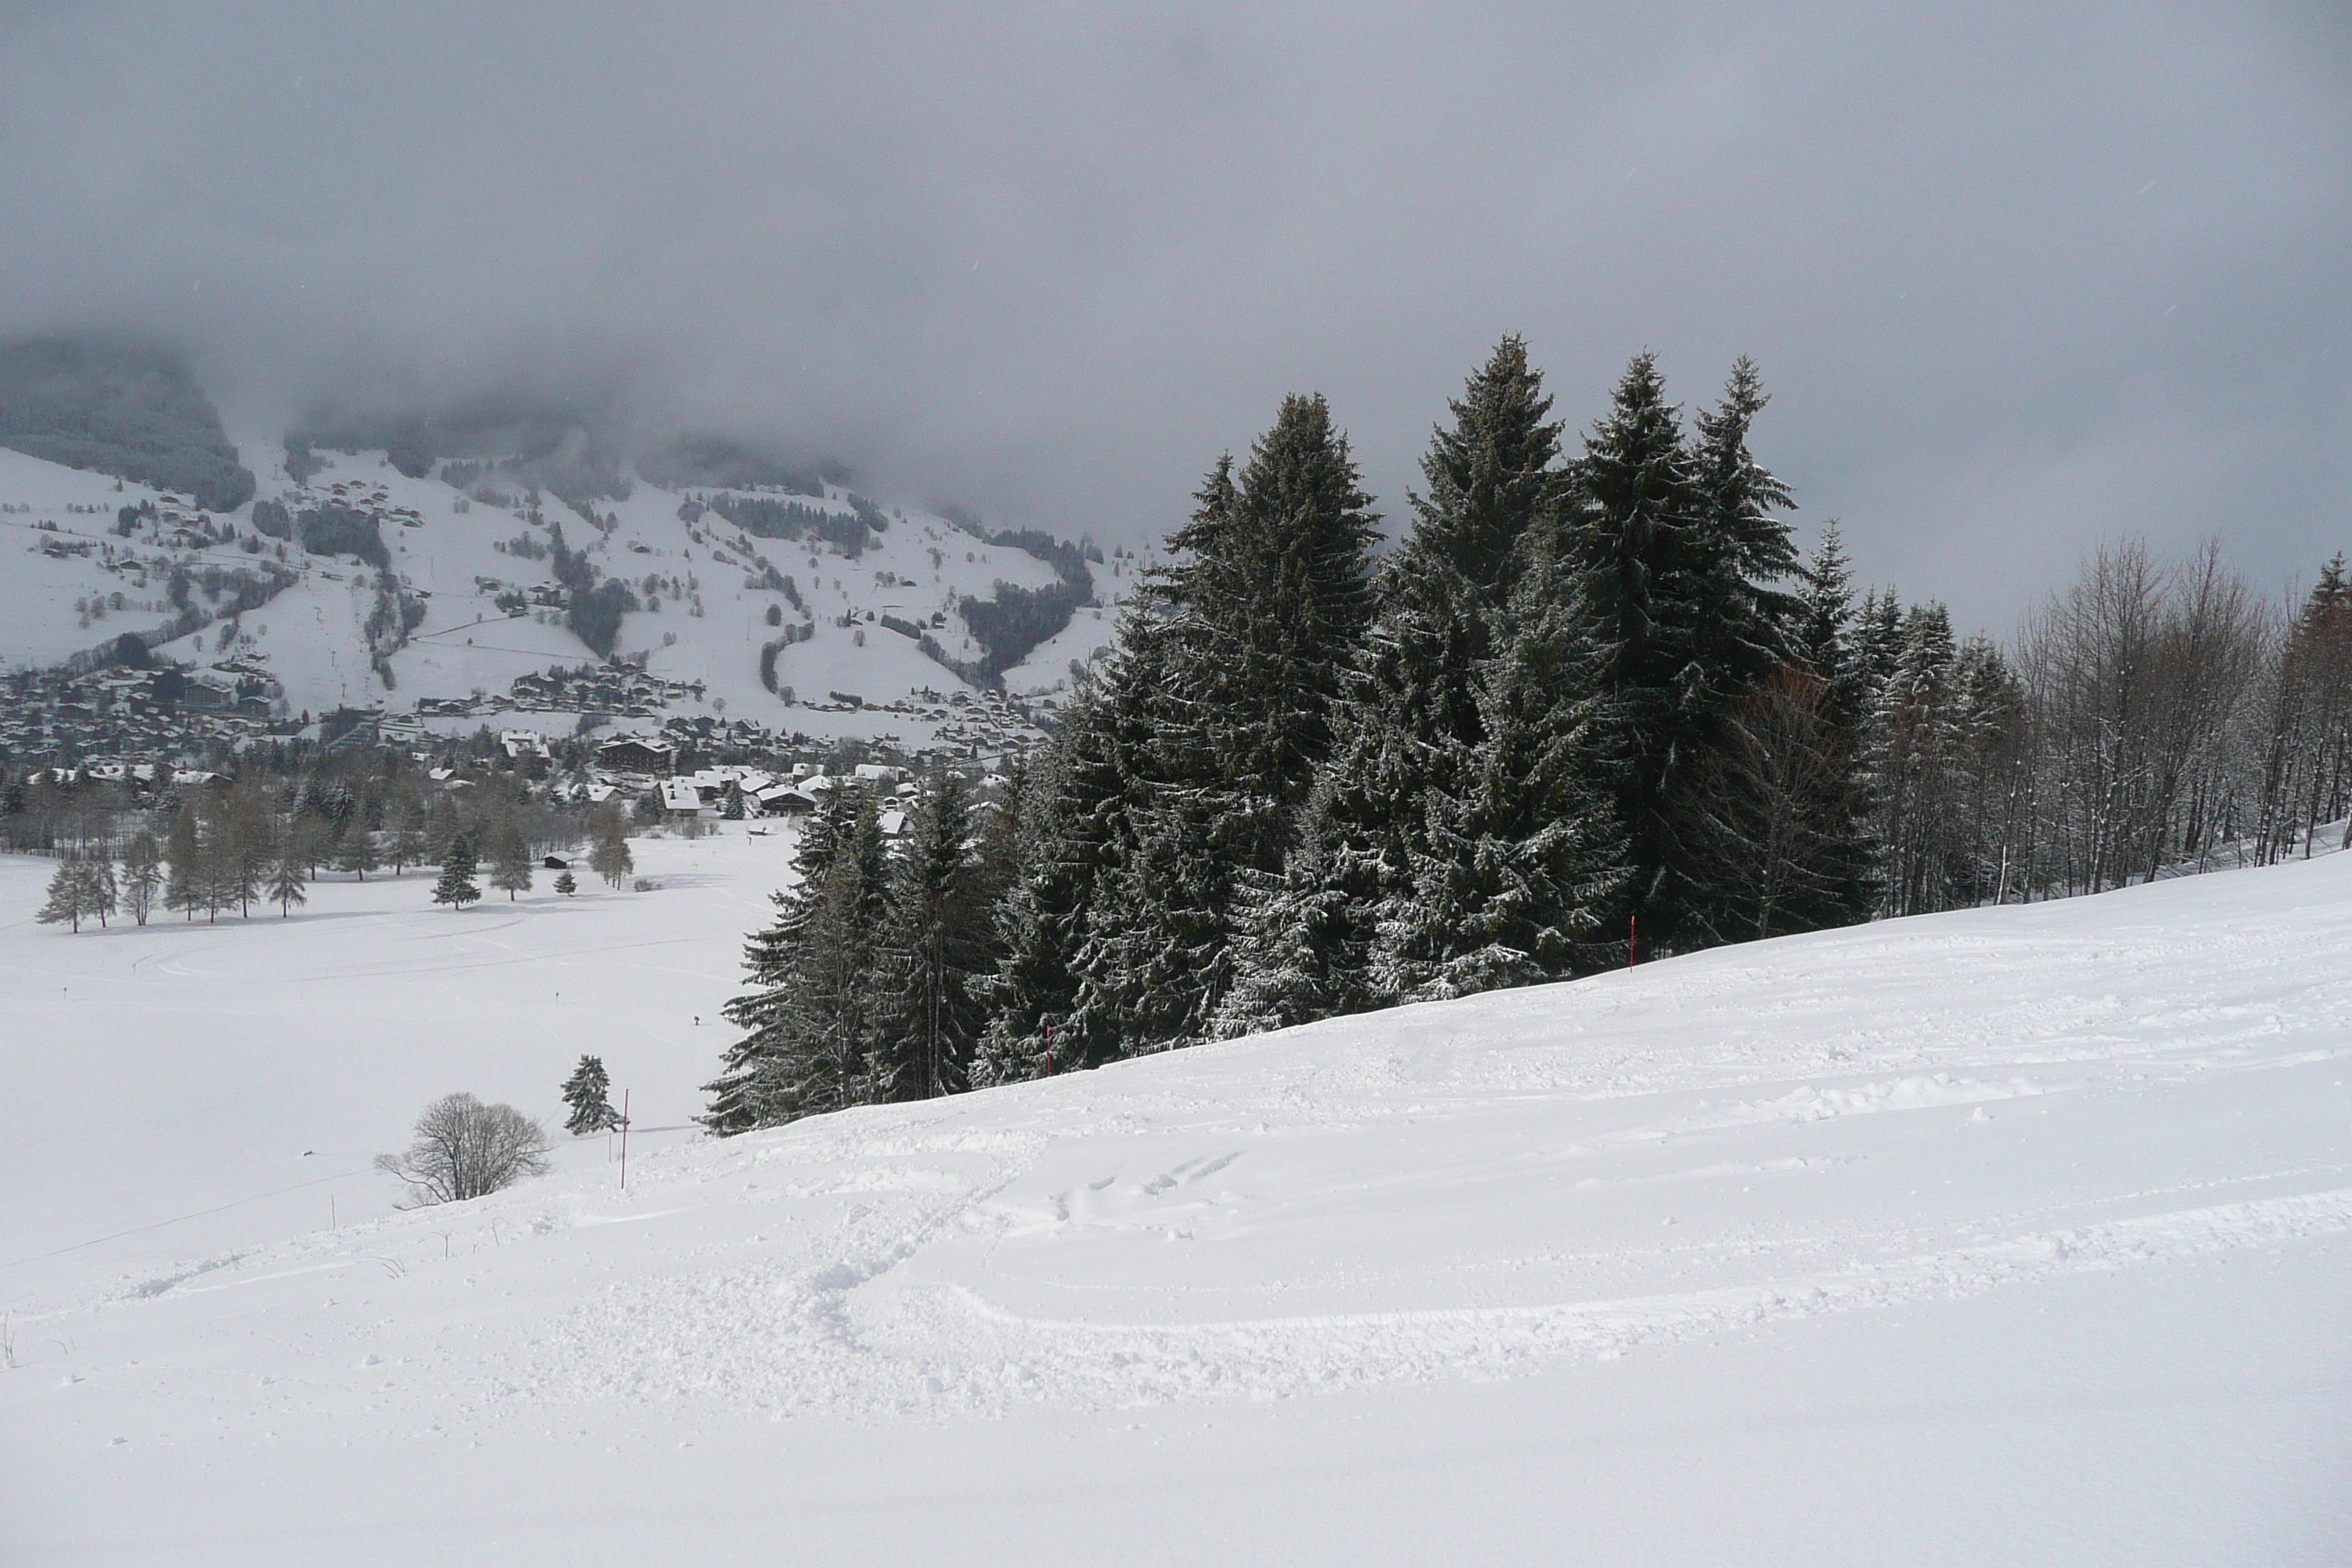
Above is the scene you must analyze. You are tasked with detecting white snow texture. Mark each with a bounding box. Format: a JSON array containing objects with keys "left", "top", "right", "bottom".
[{"left": 1, "top": 836, "right": 2347, "bottom": 1565}]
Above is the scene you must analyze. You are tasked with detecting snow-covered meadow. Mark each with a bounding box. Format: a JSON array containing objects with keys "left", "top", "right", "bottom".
[{"left": 2, "top": 834, "right": 2347, "bottom": 1564}]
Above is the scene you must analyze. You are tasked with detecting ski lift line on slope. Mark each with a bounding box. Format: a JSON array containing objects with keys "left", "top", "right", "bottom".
[{"left": 0, "top": 1166, "right": 371, "bottom": 1272}]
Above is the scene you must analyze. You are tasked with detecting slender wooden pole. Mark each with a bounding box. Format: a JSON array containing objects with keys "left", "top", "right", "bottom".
[{"left": 619, "top": 1090, "right": 630, "bottom": 1191}]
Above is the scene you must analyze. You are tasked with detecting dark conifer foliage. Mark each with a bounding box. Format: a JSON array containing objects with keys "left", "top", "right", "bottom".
[
  {"left": 430, "top": 833, "right": 480, "bottom": 911},
  {"left": 1213, "top": 775, "right": 1385, "bottom": 1037},
  {"left": 560, "top": 1055, "right": 622, "bottom": 1135},
  {"left": 1787, "top": 524, "right": 1881, "bottom": 930},
  {"left": 1371, "top": 557, "right": 1626, "bottom": 998},
  {"left": 970, "top": 705, "right": 1117, "bottom": 1083},
  {"left": 1558, "top": 353, "right": 1701, "bottom": 946},
  {"left": 701, "top": 785, "right": 889, "bottom": 1134},
  {"left": 1066, "top": 399, "right": 1384, "bottom": 1055},
  {"left": 687, "top": 342, "right": 1972, "bottom": 1128},
  {"left": 1554, "top": 352, "right": 1810, "bottom": 953},
  {"left": 1224, "top": 338, "right": 1625, "bottom": 1023},
  {"left": 871, "top": 767, "right": 996, "bottom": 1101}
]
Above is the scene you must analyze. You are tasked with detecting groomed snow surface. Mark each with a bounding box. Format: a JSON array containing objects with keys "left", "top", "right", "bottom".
[{"left": 3, "top": 837, "right": 2348, "bottom": 1565}]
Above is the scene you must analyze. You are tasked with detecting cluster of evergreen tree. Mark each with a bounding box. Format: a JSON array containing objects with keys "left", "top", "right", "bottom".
[
  {"left": 22, "top": 745, "right": 608, "bottom": 930},
  {"left": 294, "top": 505, "right": 391, "bottom": 570},
  {"left": 703, "top": 494, "right": 875, "bottom": 558},
  {"left": 705, "top": 342, "right": 1878, "bottom": 1135},
  {"left": 701, "top": 767, "right": 1009, "bottom": 1129},
  {"left": 954, "top": 578, "right": 1092, "bottom": 679},
  {"left": 979, "top": 527, "right": 1099, "bottom": 589}
]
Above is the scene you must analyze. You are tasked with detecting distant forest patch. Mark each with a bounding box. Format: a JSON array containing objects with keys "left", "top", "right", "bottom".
[
  {"left": 951, "top": 525, "right": 1100, "bottom": 679},
  {"left": 957, "top": 580, "right": 1092, "bottom": 679},
  {"left": 704, "top": 494, "right": 877, "bottom": 559},
  {"left": 0, "top": 336, "right": 256, "bottom": 513},
  {"left": 295, "top": 505, "right": 390, "bottom": 570}
]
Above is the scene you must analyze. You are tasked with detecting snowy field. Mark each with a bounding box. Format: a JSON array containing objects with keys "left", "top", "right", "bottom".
[{"left": 2, "top": 834, "right": 2348, "bottom": 1565}]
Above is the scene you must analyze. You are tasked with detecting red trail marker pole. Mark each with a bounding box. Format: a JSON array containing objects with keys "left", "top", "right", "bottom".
[
  {"left": 619, "top": 1090, "right": 630, "bottom": 1191},
  {"left": 1629, "top": 914, "right": 1637, "bottom": 968}
]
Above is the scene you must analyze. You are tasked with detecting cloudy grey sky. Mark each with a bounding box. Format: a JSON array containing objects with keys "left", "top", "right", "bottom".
[{"left": 2, "top": 1, "right": 2345, "bottom": 629}]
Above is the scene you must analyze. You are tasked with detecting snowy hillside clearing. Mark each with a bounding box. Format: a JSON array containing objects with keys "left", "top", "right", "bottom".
[{"left": 1, "top": 842, "right": 2347, "bottom": 1564}]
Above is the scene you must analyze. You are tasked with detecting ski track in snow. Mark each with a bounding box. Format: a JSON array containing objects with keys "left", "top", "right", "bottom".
[
  {"left": 6, "top": 845, "right": 2343, "bottom": 1456},
  {"left": 23, "top": 851, "right": 2352, "bottom": 1429}
]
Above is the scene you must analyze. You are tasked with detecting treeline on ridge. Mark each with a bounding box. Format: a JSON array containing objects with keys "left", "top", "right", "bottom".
[{"left": 703, "top": 493, "right": 880, "bottom": 558}]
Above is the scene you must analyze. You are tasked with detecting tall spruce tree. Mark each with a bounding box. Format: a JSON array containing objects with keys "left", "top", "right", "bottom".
[
  {"left": 704, "top": 795, "right": 846, "bottom": 1134},
  {"left": 1558, "top": 353, "right": 1697, "bottom": 950},
  {"left": 431, "top": 832, "right": 482, "bottom": 911},
  {"left": 426, "top": 795, "right": 463, "bottom": 865},
  {"left": 560, "top": 1055, "right": 622, "bottom": 1134},
  {"left": 1213, "top": 774, "right": 1386, "bottom": 1037},
  {"left": 336, "top": 821, "right": 381, "bottom": 881},
  {"left": 36, "top": 853, "right": 87, "bottom": 932},
  {"left": 1869, "top": 602, "right": 1961, "bottom": 917},
  {"left": 1069, "top": 396, "right": 1382, "bottom": 1056},
  {"left": 384, "top": 794, "right": 426, "bottom": 873},
  {"left": 1553, "top": 353, "right": 1806, "bottom": 953},
  {"left": 971, "top": 702, "right": 1118, "bottom": 1083},
  {"left": 871, "top": 768, "right": 994, "bottom": 1101},
  {"left": 1782, "top": 524, "right": 1880, "bottom": 927},
  {"left": 1225, "top": 338, "right": 1607, "bottom": 1029},
  {"left": 1854, "top": 587, "right": 1907, "bottom": 691},
  {"left": 701, "top": 785, "right": 889, "bottom": 1132},
  {"left": 1686, "top": 358, "right": 1804, "bottom": 663},
  {"left": 91, "top": 852, "right": 118, "bottom": 927},
  {"left": 1371, "top": 556, "right": 1627, "bottom": 998}
]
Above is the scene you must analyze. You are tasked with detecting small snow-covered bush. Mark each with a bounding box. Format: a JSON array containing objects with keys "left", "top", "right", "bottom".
[{"left": 374, "top": 1093, "right": 551, "bottom": 1207}]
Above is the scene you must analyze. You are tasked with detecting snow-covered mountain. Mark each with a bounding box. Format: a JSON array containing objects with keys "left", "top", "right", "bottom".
[
  {"left": 1, "top": 834, "right": 2345, "bottom": 1564},
  {"left": 0, "top": 431, "right": 1142, "bottom": 750}
]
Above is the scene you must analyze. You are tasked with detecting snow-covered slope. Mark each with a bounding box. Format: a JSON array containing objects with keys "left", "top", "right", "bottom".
[
  {"left": 0, "top": 435, "right": 1119, "bottom": 741},
  {"left": 0, "top": 446, "right": 203, "bottom": 669},
  {"left": 2, "top": 848, "right": 2348, "bottom": 1564}
]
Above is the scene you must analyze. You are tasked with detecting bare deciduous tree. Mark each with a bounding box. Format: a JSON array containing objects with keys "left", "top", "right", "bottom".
[
  {"left": 2255, "top": 554, "right": 2352, "bottom": 863},
  {"left": 374, "top": 1093, "right": 551, "bottom": 1207},
  {"left": 2012, "top": 539, "right": 2269, "bottom": 897}
]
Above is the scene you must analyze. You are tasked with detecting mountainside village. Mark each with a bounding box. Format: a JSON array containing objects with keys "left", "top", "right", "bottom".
[
  {"left": 0, "top": 672, "right": 1045, "bottom": 853},
  {"left": 0, "top": 404, "right": 1090, "bottom": 845}
]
